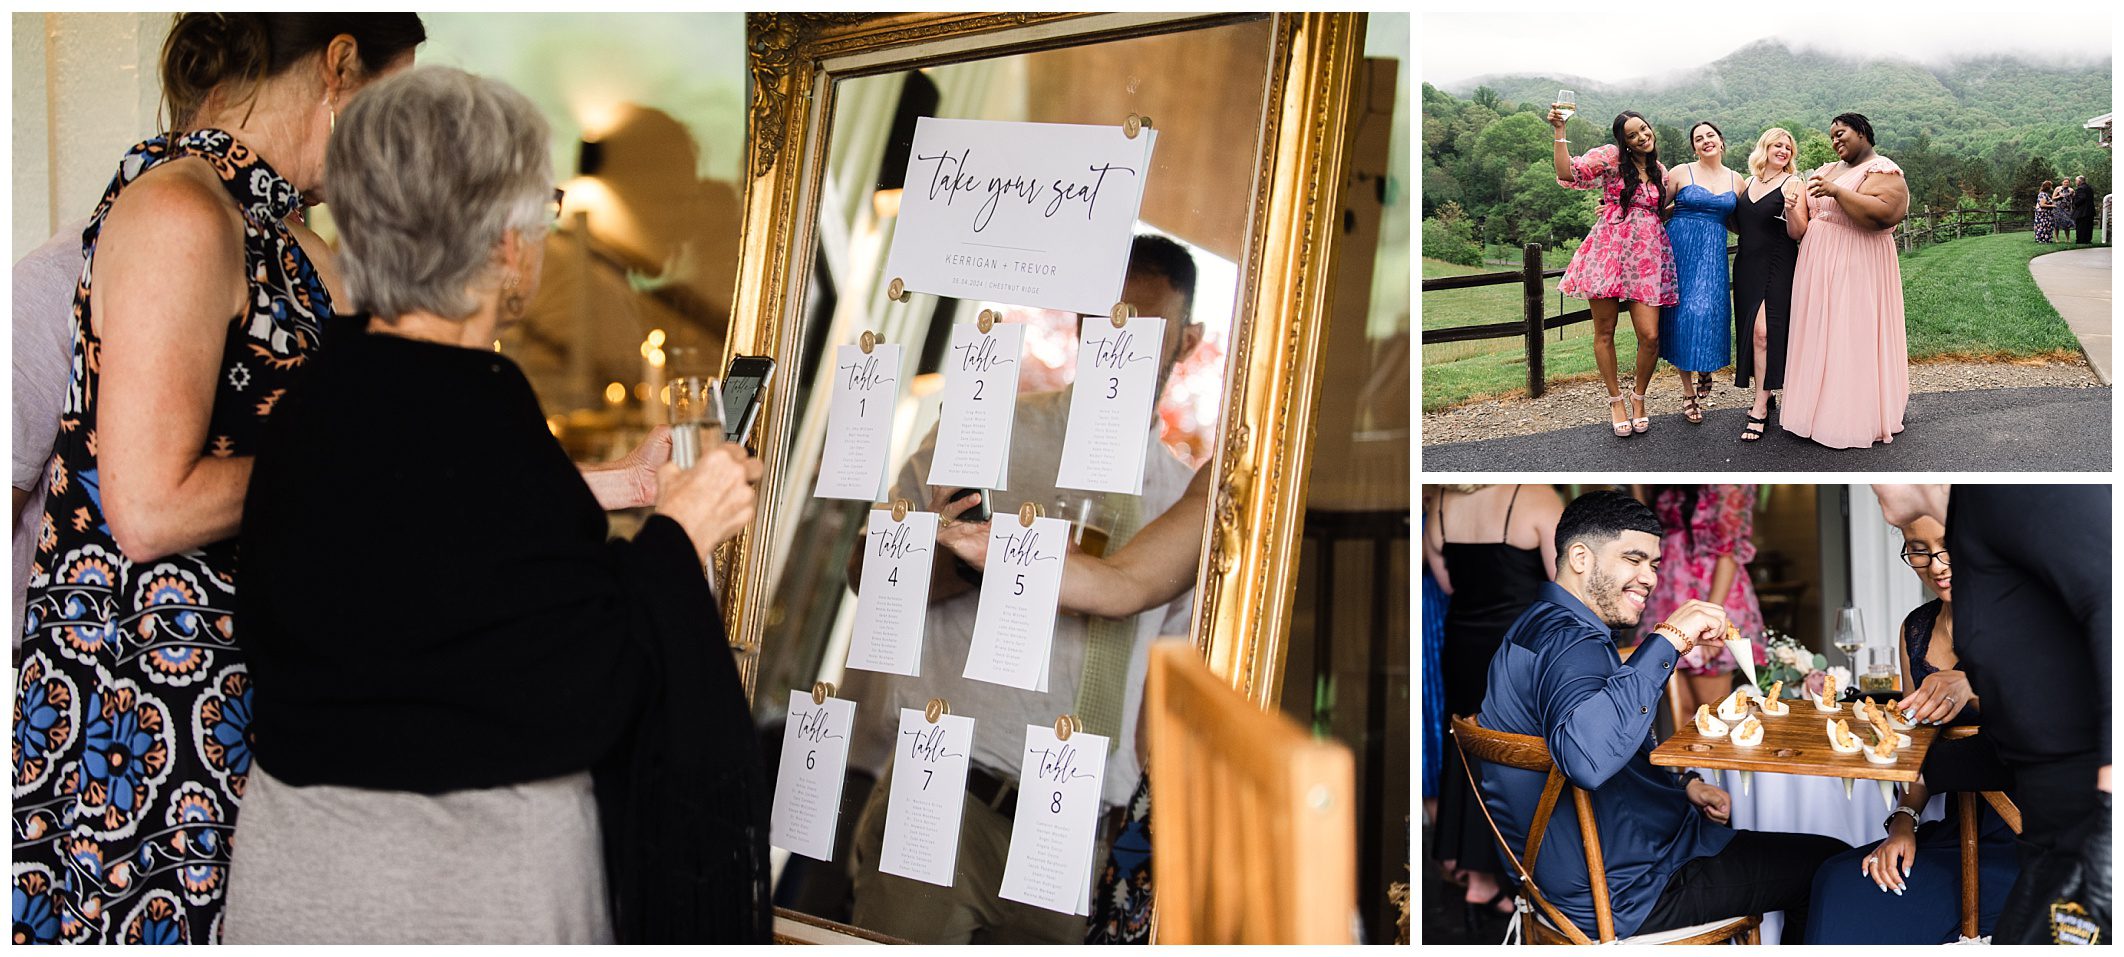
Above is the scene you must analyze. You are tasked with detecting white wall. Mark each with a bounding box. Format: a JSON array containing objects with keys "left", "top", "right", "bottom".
[
  {"left": 1845, "top": 484, "right": 1928, "bottom": 680},
  {"left": 12, "top": 13, "right": 169, "bottom": 260}
]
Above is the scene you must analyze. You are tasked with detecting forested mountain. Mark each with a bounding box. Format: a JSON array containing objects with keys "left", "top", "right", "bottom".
[{"left": 1424, "top": 40, "right": 2110, "bottom": 262}]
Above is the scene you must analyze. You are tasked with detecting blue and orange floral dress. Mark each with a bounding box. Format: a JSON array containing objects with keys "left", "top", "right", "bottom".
[{"left": 13, "top": 129, "right": 327, "bottom": 944}]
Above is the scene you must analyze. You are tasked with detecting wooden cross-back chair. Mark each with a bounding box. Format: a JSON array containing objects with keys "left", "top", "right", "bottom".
[
  {"left": 1940, "top": 725, "right": 2023, "bottom": 940},
  {"left": 1451, "top": 714, "right": 1761, "bottom": 945}
]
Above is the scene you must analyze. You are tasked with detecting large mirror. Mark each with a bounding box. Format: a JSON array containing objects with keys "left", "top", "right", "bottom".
[{"left": 723, "top": 13, "right": 1364, "bottom": 943}]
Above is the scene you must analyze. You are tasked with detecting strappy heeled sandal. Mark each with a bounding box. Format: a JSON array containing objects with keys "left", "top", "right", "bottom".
[
  {"left": 1696, "top": 371, "right": 1714, "bottom": 395},
  {"left": 1604, "top": 392, "right": 1633, "bottom": 438},
  {"left": 1740, "top": 413, "right": 1767, "bottom": 441},
  {"left": 1682, "top": 392, "right": 1704, "bottom": 425},
  {"left": 1629, "top": 391, "right": 1651, "bottom": 433}
]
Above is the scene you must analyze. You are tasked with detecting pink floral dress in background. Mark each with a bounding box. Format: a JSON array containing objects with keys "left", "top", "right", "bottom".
[
  {"left": 1557, "top": 143, "right": 1679, "bottom": 306},
  {"left": 1636, "top": 485, "right": 1767, "bottom": 676}
]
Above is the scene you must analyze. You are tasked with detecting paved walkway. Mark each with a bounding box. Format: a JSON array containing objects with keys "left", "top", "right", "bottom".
[
  {"left": 2031, "top": 246, "right": 2113, "bottom": 384},
  {"left": 1421, "top": 385, "right": 2111, "bottom": 472}
]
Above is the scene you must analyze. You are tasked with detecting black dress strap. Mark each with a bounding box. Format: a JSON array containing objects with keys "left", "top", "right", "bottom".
[{"left": 1500, "top": 484, "right": 1524, "bottom": 543}]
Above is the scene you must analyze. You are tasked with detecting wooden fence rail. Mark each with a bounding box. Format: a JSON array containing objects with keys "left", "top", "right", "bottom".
[{"left": 1423, "top": 206, "right": 2037, "bottom": 398}]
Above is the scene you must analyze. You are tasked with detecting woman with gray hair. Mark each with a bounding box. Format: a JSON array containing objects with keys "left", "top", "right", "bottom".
[{"left": 221, "top": 67, "right": 771, "bottom": 944}]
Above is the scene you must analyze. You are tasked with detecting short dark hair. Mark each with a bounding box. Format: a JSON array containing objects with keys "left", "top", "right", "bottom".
[
  {"left": 1556, "top": 489, "right": 1663, "bottom": 560},
  {"left": 1830, "top": 112, "right": 1874, "bottom": 147},
  {"left": 1126, "top": 233, "right": 1198, "bottom": 324}
]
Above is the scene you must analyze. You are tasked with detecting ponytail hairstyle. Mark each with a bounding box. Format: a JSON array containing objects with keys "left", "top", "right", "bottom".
[
  {"left": 1611, "top": 110, "right": 1662, "bottom": 212},
  {"left": 160, "top": 13, "right": 425, "bottom": 130}
]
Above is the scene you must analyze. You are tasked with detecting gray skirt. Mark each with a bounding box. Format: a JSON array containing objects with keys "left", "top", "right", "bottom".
[{"left": 223, "top": 761, "right": 612, "bottom": 944}]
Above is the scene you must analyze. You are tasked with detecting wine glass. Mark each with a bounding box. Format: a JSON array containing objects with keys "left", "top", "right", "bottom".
[
  {"left": 667, "top": 375, "right": 726, "bottom": 470},
  {"left": 1833, "top": 607, "right": 1865, "bottom": 695},
  {"left": 1775, "top": 175, "right": 1803, "bottom": 222},
  {"left": 1555, "top": 90, "right": 1576, "bottom": 122}
]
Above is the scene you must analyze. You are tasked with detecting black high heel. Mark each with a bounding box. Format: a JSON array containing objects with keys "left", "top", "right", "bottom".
[{"left": 1461, "top": 887, "right": 1516, "bottom": 933}]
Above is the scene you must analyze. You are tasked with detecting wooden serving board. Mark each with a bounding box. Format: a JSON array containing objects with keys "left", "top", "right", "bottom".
[{"left": 1648, "top": 700, "right": 1938, "bottom": 784}]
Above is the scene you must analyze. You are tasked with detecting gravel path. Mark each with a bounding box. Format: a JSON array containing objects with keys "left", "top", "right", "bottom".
[{"left": 1421, "top": 359, "right": 2102, "bottom": 445}]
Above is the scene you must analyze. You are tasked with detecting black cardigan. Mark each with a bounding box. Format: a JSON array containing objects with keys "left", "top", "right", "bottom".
[{"left": 238, "top": 315, "right": 769, "bottom": 942}]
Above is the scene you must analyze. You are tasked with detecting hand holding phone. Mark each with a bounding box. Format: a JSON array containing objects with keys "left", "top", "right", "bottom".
[{"left": 721, "top": 355, "right": 776, "bottom": 448}]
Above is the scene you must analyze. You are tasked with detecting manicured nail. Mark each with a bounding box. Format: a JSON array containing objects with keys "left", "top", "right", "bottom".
[{"left": 1894, "top": 887, "right": 1903, "bottom": 896}]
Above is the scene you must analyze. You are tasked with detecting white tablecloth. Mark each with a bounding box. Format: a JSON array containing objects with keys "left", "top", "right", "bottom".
[{"left": 1708, "top": 768, "right": 1945, "bottom": 943}]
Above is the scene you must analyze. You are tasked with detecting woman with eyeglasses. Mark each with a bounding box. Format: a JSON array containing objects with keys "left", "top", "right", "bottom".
[{"left": 1803, "top": 513, "right": 2020, "bottom": 943}]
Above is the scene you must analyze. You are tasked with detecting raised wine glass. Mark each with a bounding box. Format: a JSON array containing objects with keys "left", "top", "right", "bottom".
[{"left": 1555, "top": 90, "right": 1576, "bottom": 122}]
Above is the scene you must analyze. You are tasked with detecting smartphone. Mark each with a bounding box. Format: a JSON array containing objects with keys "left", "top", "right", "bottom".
[
  {"left": 721, "top": 355, "right": 776, "bottom": 447},
  {"left": 947, "top": 488, "right": 992, "bottom": 523}
]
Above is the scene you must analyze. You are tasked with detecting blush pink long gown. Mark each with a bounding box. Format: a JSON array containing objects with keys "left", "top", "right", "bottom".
[{"left": 1780, "top": 155, "right": 1909, "bottom": 449}]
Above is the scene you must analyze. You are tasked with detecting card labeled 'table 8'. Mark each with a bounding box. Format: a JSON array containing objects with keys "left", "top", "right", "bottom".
[
  {"left": 846, "top": 509, "right": 938, "bottom": 676},
  {"left": 769, "top": 690, "right": 856, "bottom": 861},
  {"left": 815, "top": 342, "right": 904, "bottom": 501},
  {"left": 963, "top": 515, "right": 1070, "bottom": 691},
  {"left": 999, "top": 724, "right": 1110, "bottom": 915},
  {"left": 1057, "top": 317, "right": 1165, "bottom": 495},
  {"left": 878, "top": 708, "right": 977, "bottom": 887}
]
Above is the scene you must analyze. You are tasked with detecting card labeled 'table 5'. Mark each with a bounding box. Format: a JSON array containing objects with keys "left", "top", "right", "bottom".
[
  {"left": 964, "top": 515, "right": 1070, "bottom": 691},
  {"left": 1057, "top": 317, "right": 1165, "bottom": 495},
  {"left": 882, "top": 117, "right": 1158, "bottom": 317},
  {"left": 814, "top": 342, "right": 904, "bottom": 501}
]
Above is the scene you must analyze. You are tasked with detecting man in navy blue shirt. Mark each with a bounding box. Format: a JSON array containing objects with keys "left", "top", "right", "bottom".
[{"left": 1476, "top": 490, "right": 1847, "bottom": 941}]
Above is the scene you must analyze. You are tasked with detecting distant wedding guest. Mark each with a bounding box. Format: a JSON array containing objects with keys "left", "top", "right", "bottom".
[
  {"left": 1658, "top": 121, "right": 1741, "bottom": 423},
  {"left": 1549, "top": 107, "right": 1675, "bottom": 438},
  {"left": 10, "top": 220, "right": 88, "bottom": 654},
  {"left": 1806, "top": 513, "right": 2020, "bottom": 943},
  {"left": 223, "top": 68, "right": 770, "bottom": 944},
  {"left": 8, "top": 13, "right": 425, "bottom": 943},
  {"left": 1423, "top": 483, "right": 1562, "bottom": 929},
  {"left": 1780, "top": 113, "right": 1910, "bottom": 449},
  {"left": 1421, "top": 487, "right": 1449, "bottom": 822},
  {"left": 2073, "top": 175, "right": 2096, "bottom": 244},
  {"left": 1733, "top": 128, "right": 1808, "bottom": 441},
  {"left": 1631, "top": 485, "right": 1766, "bottom": 718},
  {"left": 2052, "top": 180, "right": 2076, "bottom": 243},
  {"left": 2034, "top": 179, "right": 2058, "bottom": 243}
]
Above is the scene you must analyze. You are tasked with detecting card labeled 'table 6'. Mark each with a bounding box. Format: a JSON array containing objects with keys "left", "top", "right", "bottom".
[
  {"left": 846, "top": 509, "right": 938, "bottom": 676},
  {"left": 1057, "top": 317, "right": 1166, "bottom": 495},
  {"left": 814, "top": 342, "right": 904, "bottom": 501},
  {"left": 769, "top": 690, "right": 856, "bottom": 861},
  {"left": 999, "top": 724, "right": 1110, "bottom": 915},
  {"left": 882, "top": 117, "right": 1158, "bottom": 317},
  {"left": 928, "top": 321, "right": 1025, "bottom": 491},
  {"left": 878, "top": 708, "right": 977, "bottom": 887},
  {"left": 964, "top": 515, "right": 1070, "bottom": 691}
]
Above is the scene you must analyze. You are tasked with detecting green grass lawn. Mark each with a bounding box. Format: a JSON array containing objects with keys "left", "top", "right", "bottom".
[{"left": 1422, "top": 232, "right": 2102, "bottom": 411}]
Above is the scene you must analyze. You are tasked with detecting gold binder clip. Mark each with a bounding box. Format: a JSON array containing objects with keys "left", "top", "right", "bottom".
[
  {"left": 977, "top": 309, "right": 997, "bottom": 334},
  {"left": 859, "top": 330, "right": 879, "bottom": 354},
  {"left": 1055, "top": 713, "right": 1084, "bottom": 741},
  {"left": 811, "top": 681, "right": 838, "bottom": 705},
  {"left": 925, "top": 698, "right": 951, "bottom": 724},
  {"left": 890, "top": 498, "right": 911, "bottom": 522},
  {"left": 1018, "top": 502, "right": 1044, "bottom": 527},
  {"left": 1109, "top": 301, "right": 1135, "bottom": 329},
  {"left": 1123, "top": 113, "right": 1151, "bottom": 139},
  {"left": 886, "top": 277, "right": 908, "bottom": 302}
]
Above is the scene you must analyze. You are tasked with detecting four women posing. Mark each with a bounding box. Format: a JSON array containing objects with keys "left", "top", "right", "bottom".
[{"left": 1547, "top": 106, "right": 1911, "bottom": 450}]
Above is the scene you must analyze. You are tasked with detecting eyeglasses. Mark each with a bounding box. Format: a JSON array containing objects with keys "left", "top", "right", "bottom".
[
  {"left": 546, "top": 187, "right": 566, "bottom": 229},
  {"left": 1900, "top": 547, "right": 1951, "bottom": 569}
]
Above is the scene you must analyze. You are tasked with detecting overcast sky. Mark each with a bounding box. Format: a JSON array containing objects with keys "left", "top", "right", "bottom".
[{"left": 1423, "top": 13, "right": 2115, "bottom": 88}]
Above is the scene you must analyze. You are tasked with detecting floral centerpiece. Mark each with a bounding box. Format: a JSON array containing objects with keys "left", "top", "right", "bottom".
[{"left": 1756, "top": 630, "right": 1841, "bottom": 699}]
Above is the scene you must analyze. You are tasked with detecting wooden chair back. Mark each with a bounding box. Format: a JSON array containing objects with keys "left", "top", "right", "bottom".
[
  {"left": 1451, "top": 714, "right": 1612, "bottom": 943},
  {"left": 1147, "top": 643, "right": 1355, "bottom": 944}
]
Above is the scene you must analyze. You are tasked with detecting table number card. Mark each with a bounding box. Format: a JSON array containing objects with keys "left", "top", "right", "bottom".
[
  {"left": 963, "top": 516, "right": 1070, "bottom": 691},
  {"left": 881, "top": 117, "right": 1159, "bottom": 317},
  {"left": 769, "top": 691, "right": 857, "bottom": 861},
  {"left": 1057, "top": 317, "right": 1166, "bottom": 495},
  {"left": 847, "top": 509, "right": 939, "bottom": 676},
  {"left": 928, "top": 321, "right": 1026, "bottom": 490},
  {"left": 999, "top": 725, "right": 1110, "bottom": 915},
  {"left": 814, "top": 342, "right": 905, "bottom": 501},
  {"left": 879, "top": 708, "right": 978, "bottom": 887}
]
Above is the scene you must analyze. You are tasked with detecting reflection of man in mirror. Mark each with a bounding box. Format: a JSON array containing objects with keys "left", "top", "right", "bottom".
[{"left": 842, "top": 234, "right": 1204, "bottom": 944}]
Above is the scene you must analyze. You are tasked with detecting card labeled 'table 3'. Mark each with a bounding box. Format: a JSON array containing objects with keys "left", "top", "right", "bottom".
[{"left": 1057, "top": 317, "right": 1165, "bottom": 495}]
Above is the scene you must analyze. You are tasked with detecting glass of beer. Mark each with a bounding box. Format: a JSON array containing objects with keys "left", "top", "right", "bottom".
[
  {"left": 667, "top": 375, "right": 726, "bottom": 470},
  {"left": 1053, "top": 492, "right": 1113, "bottom": 558},
  {"left": 1861, "top": 662, "right": 1899, "bottom": 694}
]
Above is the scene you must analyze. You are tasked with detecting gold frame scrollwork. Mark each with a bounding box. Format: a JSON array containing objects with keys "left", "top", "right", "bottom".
[{"left": 723, "top": 12, "right": 1363, "bottom": 714}]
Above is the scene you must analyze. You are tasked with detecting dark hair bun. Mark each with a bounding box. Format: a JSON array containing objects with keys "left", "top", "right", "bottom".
[{"left": 160, "top": 13, "right": 269, "bottom": 127}]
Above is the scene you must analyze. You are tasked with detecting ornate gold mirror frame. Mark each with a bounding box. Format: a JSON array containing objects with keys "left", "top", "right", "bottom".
[{"left": 722, "top": 11, "right": 1362, "bottom": 719}]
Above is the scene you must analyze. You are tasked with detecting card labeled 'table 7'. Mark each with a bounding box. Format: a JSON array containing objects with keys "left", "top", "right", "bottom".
[{"left": 882, "top": 117, "right": 1158, "bottom": 317}]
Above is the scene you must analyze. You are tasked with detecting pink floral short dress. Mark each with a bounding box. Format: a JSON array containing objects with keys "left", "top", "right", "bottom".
[
  {"left": 1635, "top": 485, "right": 1768, "bottom": 676},
  {"left": 1557, "top": 144, "right": 1679, "bottom": 306}
]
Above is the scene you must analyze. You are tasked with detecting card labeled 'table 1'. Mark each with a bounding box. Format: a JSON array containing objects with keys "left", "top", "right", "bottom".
[
  {"left": 964, "top": 515, "right": 1070, "bottom": 691},
  {"left": 769, "top": 691, "right": 857, "bottom": 862},
  {"left": 846, "top": 509, "right": 938, "bottom": 676},
  {"left": 928, "top": 321, "right": 1025, "bottom": 491},
  {"left": 878, "top": 708, "right": 977, "bottom": 887},
  {"left": 1057, "top": 317, "right": 1166, "bottom": 495},
  {"left": 999, "top": 724, "right": 1111, "bottom": 916},
  {"left": 815, "top": 342, "right": 904, "bottom": 501}
]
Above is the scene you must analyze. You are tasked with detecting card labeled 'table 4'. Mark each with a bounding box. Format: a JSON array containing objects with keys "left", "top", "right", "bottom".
[
  {"left": 815, "top": 342, "right": 904, "bottom": 501},
  {"left": 882, "top": 117, "right": 1158, "bottom": 317},
  {"left": 846, "top": 509, "right": 938, "bottom": 677},
  {"left": 1057, "top": 317, "right": 1165, "bottom": 495}
]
